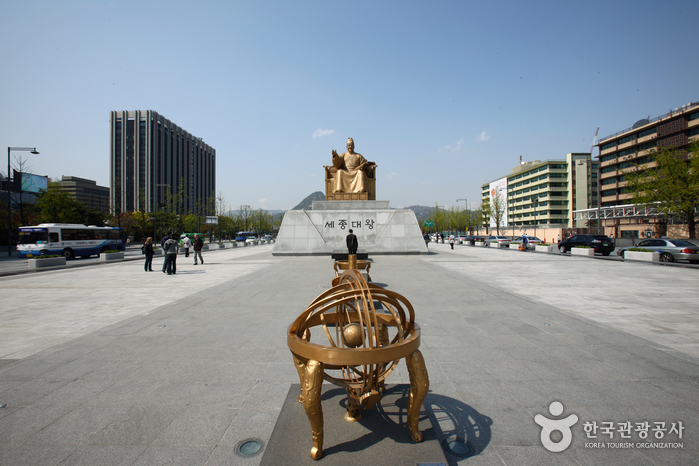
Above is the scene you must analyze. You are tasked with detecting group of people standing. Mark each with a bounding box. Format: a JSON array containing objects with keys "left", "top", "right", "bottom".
[{"left": 141, "top": 231, "right": 204, "bottom": 274}]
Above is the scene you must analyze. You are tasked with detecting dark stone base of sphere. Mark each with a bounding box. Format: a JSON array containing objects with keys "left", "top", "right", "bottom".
[{"left": 261, "top": 384, "right": 446, "bottom": 465}]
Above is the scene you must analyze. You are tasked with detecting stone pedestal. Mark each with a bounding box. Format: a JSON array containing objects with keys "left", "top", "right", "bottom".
[{"left": 272, "top": 201, "right": 427, "bottom": 256}]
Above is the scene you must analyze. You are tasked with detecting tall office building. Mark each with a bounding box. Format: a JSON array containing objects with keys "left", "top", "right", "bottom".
[
  {"left": 481, "top": 153, "right": 598, "bottom": 230},
  {"left": 59, "top": 176, "right": 110, "bottom": 212},
  {"left": 110, "top": 110, "right": 216, "bottom": 215}
]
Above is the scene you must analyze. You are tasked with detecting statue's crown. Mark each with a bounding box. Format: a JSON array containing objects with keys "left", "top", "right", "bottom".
[{"left": 347, "top": 137, "right": 354, "bottom": 145}]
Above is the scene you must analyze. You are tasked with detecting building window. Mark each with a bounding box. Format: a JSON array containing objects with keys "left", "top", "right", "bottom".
[
  {"left": 618, "top": 134, "right": 636, "bottom": 145},
  {"left": 639, "top": 127, "right": 657, "bottom": 137},
  {"left": 638, "top": 141, "right": 657, "bottom": 151},
  {"left": 600, "top": 141, "right": 616, "bottom": 151},
  {"left": 600, "top": 154, "right": 616, "bottom": 162}
]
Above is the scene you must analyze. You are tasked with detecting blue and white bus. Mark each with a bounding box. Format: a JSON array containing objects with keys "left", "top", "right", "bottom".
[{"left": 17, "top": 223, "right": 126, "bottom": 260}]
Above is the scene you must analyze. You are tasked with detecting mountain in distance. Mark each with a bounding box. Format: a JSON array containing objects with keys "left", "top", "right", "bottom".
[{"left": 292, "top": 191, "right": 326, "bottom": 210}]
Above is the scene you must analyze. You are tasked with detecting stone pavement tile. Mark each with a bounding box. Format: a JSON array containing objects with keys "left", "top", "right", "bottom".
[
  {"left": 549, "top": 380, "right": 634, "bottom": 408},
  {"left": 151, "top": 406, "right": 238, "bottom": 446},
  {"left": 611, "top": 381, "right": 691, "bottom": 409},
  {"left": 84, "top": 380, "right": 157, "bottom": 407},
  {"left": 88, "top": 407, "right": 182, "bottom": 445},
  {"left": 167, "top": 360, "right": 229, "bottom": 383},
  {"left": 522, "top": 359, "right": 588, "bottom": 382},
  {"left": 59, "top": 445, "right": 148, "bottom": 466},
  {"left": 130, "top": 445, "right": 214, "bottom": 466},
  {"left": 637, "top": 447, "right": 699, "bottom": 466},
  {"left": 0, "top": 360, "right": 62, "bottom": 380},
  {"left": 189, "top": 382, "right": 255, "bottom": 409},
  {"left": 121, "top": 361, "right": 186, "bottom": 382},
  {"left": 520, "top": 332, "right": 570, "bottom": 347},
  {"left": 454, "top": 381, "right": 521, "bottom": 410},
  {"left": 567, "top": 447, "right": 655, "bottom": 466},
  {"left": 494, "top": 446, "right": 580, "bottom": 465},
  {"left": 499, "top": 380, "right": 570, "bottom": 410},
  {"left": 206, "top": 446, "right": 262, "bottom": 466},
  {"left": 646, "top": 379, "right": 699, "bottom": 409},
  {"left": 482, "top": 360, "right": 543, "bottom": 382},
  {"left": 133, "top": 381, "right": 208, "bottom": 408},
  {"left": 483, "top": 407, "right": 539, "bottom": 447},
  {"left": 218, "top": 408, "right": 281, "bottom": 447},
  {"left": 29, "top": 379, "right": 114, "bottom": 409},
  {"left": 38, "top": 359, "right": 104, "bottom": 382},
  {"left": 212, "top": 364, "right": 268, "bottom": 385},
  {"left": 0, "top": 445, "right": 77, "bottom": 466},
  {"left": 0, "top": 379, "right": 71, "bottom": 407},
  {"left": 563, "top": 360, "right": 636, "bottom": 382},
  {"left": 244, "top": 383, "right": 295, "bottom": 411},
  {"left": 439, "top": 362, "right": 496, "bottom": 384},
  {"left": 76, "top": 360, "right": 141, "bottom": 384},
  {"left": 28, "top": 406, "right": 127, "bottom": 445},
  {"left": 442, "top": 446, "right": 504, "bottom": 466},
  {"left": 604, "top": 357, "right": 684, "bottom": 380},
  {"left": 0, "top": 404, "right": 75, "bottom": 443}
]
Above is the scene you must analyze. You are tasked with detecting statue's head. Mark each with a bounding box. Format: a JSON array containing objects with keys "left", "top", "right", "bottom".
[{"left": 347, "top": 138, "right": 354, "bottom": 151}]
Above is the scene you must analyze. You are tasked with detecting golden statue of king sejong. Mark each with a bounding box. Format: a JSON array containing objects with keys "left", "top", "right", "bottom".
[{"left": 324, "top": 138, "right": 377, "bottom": 201}]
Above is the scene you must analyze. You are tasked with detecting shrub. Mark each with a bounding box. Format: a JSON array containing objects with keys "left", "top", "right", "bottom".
[
  {"left": 573, "top": 245, "right": 592, "bottom": 248},
  {"left": 103, "top": 250, "right": 121, "bottom": 254},
  {"left": 36, "top": 255, "right": 61, "bottom": 259},
  {"left": 628, "top": 248, "right": 654, "bottom": 252}
]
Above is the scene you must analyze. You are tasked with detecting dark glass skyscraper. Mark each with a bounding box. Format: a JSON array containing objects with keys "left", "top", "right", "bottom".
[{"left": 110, "top": 110, "right": 216, "bottom": 215}]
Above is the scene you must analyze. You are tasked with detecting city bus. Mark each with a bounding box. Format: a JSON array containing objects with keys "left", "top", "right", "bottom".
[
  {"left": 16, "top": 223, "right": 126, "bottom": 260},
  {"left": 235, "top": 231, "right": 256, "bottom": 242}
]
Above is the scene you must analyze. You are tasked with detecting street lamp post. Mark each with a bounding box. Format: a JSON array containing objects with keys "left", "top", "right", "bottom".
[
  {"left": 456, "top": 198, "right": 467, "bottom": 234},
  {"left": 435, "top": 204, "right": 445, "bottom": 240},
  {"left": 154, "top": 184, "right": 168, "bottom": 242},
  {"left": 7, "top": 147, "right": 39, "bottom": 256}
]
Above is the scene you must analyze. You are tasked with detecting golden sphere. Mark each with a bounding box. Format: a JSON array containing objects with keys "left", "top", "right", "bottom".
[{"left": 342, "top": 323, "right": 364, "bottom": 348}]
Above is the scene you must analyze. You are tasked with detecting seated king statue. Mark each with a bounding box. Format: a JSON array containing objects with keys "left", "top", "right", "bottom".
[{"left": 324, "top": 138, "right": 377, "bottom": 201}]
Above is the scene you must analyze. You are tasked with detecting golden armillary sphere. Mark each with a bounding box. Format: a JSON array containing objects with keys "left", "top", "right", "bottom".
[{"left": 287, "top": 269, "right": 429, "bottom": 460}]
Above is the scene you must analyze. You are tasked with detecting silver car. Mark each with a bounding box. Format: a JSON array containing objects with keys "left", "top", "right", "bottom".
[
  {"left": 486, "top": 235, "right": 511, "bottom": 247},
  {"left": 510, "top": 235, "right": 543, "bottom": 250},
  {"left": 616, "top": 238, "right": 699, "bottom": 263}
]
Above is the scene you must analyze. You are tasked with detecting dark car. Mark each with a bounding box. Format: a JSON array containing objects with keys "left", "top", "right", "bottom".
[
  {"left": 557, "top": 235, "right": 615, "bottom": 256},
  {"left": 616, "top": 238, "right": 699, "bottom": 263}
]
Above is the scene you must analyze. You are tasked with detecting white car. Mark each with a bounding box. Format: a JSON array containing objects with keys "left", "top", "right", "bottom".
[{"left": 245, "top": 236, "right": 257, "bottom": 244}]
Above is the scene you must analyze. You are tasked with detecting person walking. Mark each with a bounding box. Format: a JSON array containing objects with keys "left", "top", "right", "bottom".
[
  {"left": 193, "top": 234, "right": 204, "bottom": 265},
  {"left": 346, "top": 229, "right": 358, "bottom": 255},
  {"left": 164, "top": 234, "right": 179, "bottom": 274},
  {"left": 449, "top": 235, "right": 455, "bottom": 249},
  {"left": 143, "top": 237, "right": 154, "bottom": 272},
  {"left": 182, "top": 235, "right": 192, "bottom": 258}
]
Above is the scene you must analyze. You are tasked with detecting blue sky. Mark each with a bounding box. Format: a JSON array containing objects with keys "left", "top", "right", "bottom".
[{"left": 2, "top": 0, "right": 698, "bottom": 211}]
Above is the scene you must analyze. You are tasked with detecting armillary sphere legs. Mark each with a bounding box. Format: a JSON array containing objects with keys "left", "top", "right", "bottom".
[
  {"left": 302, "top": 359, "right": 325, "bottom": 460},
  {"left": 405, "top": 349, "right": 430, "bottom": 442}
]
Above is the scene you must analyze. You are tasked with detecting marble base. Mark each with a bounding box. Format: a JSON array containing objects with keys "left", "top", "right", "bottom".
[{"left": 273, "top": 201, "right": 427, "bottom": 256}]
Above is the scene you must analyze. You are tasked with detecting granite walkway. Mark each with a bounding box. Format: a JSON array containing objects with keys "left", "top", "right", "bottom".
[{"left": 0, "top": 243, "right": 697, "bottom": 465}]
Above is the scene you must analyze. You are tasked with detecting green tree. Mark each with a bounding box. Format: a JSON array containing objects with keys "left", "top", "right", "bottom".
[
  {"left": 625, "top": 141, "right": 699, "bottom": 238},
  {"left": 491, "top": 190, "right": 506, "bottom": 235},
  {"left": 34, "top": 183, "right": 83, "bottom": 223}
]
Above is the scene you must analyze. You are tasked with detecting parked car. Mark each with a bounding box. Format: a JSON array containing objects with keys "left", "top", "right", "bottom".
[
  {"left": 510, "top": 235, "right": 543, "bottom": 250},
  {"left": 245, "top": 236, "right": 258, "bottom": 244},
  {"left": 485, "top": 235, "right": 511, "bottom": 247},
  {"left": 456, "top": 235, "right": 468, "bottom": 243},
  {"left": 466, "top": 235, "right": 486, "bottom": 244},
  {"left": 616, "top": 238, "right": 699, "bottom": 263},
  {"left": 261, "top": 235, "right": 273, "bottom": 242},
  {"left": 557, "top": 235, "right": 615, "bottom": 255}
]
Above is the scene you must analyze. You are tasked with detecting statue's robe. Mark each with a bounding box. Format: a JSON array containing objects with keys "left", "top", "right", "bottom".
[{"left": 333, "top": 152, "right": 369, "bottom": 194}]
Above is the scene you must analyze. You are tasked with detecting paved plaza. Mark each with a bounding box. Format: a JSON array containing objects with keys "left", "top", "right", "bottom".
[{"left": 0, "top": 243, "right": 698, "bottom": 465}]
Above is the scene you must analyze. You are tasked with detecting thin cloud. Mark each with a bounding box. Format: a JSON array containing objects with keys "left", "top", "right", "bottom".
[
  {"left": 313, "top": 128, "right": 335, "bottom": 138},
  {"left": 259, "top": 198, "right": 267, "bottom": 204},
  {"left": 440, "top": 138, "right": 465, "bottom": 153},
  {"left": 385, "top": 171, "right": 397, "bottom": 180},
  {"left": 475, "top": 130, "right": 490, "bottom": 142}
]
